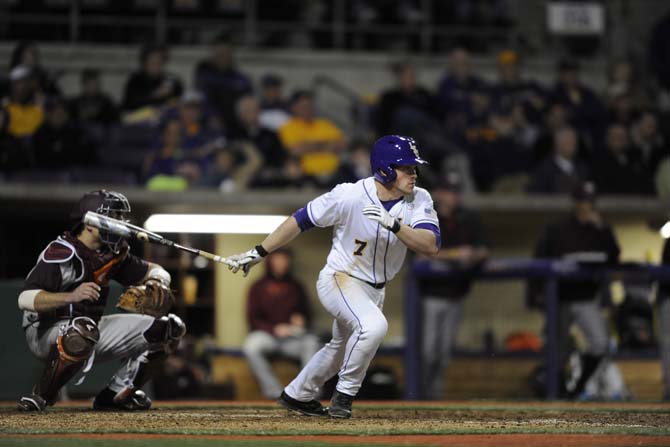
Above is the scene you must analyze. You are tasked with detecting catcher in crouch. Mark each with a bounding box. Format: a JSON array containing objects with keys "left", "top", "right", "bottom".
[{"left": 17, "top": 190, "right": 185, "bottom": 412}]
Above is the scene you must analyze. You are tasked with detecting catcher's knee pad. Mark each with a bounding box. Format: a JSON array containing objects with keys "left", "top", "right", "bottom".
[
  {"left": 35, "top": 317, "right": 100, "bottom": 405},
  {"left": 58, "top": 316, "right": 100, "bottom": 362},
  {"left": 143, "top": 313, "right": 186, "bottom": 345}
]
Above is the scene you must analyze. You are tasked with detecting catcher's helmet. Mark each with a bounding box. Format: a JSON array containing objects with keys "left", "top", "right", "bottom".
[
  {"left": 371, "top": 135, "right": 428, "bottom": 185},
  {"left": 70, "top": 190, "right": 131, "bottom": 253}
]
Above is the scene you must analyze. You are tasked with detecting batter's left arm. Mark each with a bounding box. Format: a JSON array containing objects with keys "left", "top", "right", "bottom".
[{"left": 395, "top": 226, "right": 439, "bottom": 257}]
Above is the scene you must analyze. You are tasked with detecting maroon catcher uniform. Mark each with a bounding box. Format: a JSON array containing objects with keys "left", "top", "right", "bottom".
[{"left": 17, "top": 190, "right": 186, "bottom": 412}]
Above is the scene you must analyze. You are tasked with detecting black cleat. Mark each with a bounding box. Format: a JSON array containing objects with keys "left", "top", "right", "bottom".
[
  {"left": 93, "top": 387, "right": 152, "bottom": 411},
  {"left": 278, "top": 391, "right": 328, "bottom": 417},
  {"left": 17, "top": 394, "right": 47, "bottom": 412},
  {"left": 328, "top": 390, "right": 354, "bottom": 419}
]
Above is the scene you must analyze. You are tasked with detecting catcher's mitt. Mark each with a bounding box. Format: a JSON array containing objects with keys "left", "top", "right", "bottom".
[{"left": 117, "top": 279, "right": 175, "bottom": 317}]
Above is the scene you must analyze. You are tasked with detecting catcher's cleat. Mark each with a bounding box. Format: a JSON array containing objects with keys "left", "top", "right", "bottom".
[
  {"left": 93, "top": 387, "right": 152, "bottom": 411},
  {"left": 17, "top": 394, "right": 47, "bottom": 412},
  {"left": 278, "top": 391, "right": 328, "bottom": 417},
  {"left": 328, "top": 390, "right": 354, "bottom": 419}
]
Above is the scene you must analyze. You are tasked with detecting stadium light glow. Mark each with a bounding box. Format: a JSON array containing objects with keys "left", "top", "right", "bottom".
[
  {"left": 144, "top": 214, "right": 288, "bottom": 234},
  {"left": 661, "top": 221, "right": 670, "bottom": 239}
]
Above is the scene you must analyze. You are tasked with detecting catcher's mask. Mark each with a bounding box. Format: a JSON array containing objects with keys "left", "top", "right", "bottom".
[{"left": 70, "top": 190, "right": 131, "bottom": 254}]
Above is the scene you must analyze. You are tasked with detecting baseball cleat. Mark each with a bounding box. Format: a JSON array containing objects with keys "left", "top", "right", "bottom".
[
  {"left": 93, "top": 387, "right": 152, "bottom": 411},
  {"left": 277, "top": 391, "right": 328, "bottom": 417},
  {"left": 17, "top": 394, "right": 47, "bottom": 412},
  {"left": 328, "top": 390, "right": 354, "bottom": 419}
]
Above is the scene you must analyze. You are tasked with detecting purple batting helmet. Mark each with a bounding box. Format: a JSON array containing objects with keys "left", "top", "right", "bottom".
[{"left": 371, "top": 135, "right": 428, "bottom": 184}]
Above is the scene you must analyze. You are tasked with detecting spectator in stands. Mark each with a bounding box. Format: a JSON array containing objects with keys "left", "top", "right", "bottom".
[
  {"left": 173, "top": 90, "right": 226, "bottom": 162},
  {"left": 551, "top": 60, "right": 606, "bottom": 151},
  {"left": 122, "top": 45, "right": 183, "bottom": 114},
  {"left": 230, "top": 95, "right": 293, "bottom": 188},
  {"left": 258, "top": 73, "right": 291, "bottom": 132},
  {"left": 604, "top": 60, "right": 651, "bottom": 113},
  {"left": 69, "top": 68, "right": 119, "bottom": 131},
  {"left": 420, "top": 171, "right": 489, "bottom": 400},
  {"left": 491, "top": 50, "right": 546, "bottom": 125},
  {"left": 143, "top": 119, "right": 201, "bottom": 189},
  {"left": 194, "top": 32, "right": 253, "bottom": 131},
  {"left": 375, "top": 60, "right": 438, "bottom": 136},
  {"left": 336, "top": 139, "right": 373, "bottom": 183},
  {"left": 531, "top": 182, "right": 620, "bottom": 399},
  {"left": 278, "top": 90, "right": 346, "bottom": 186},
  {"left": 532, "top": 103, "right": 569, "bottom": 165},
  {"left": 375, "top": 61, "right": 447, "bottom": 167},
  {"left": 630, "top": 110, "right": 668, "bottom": 184},
  {"left": 436, "top": 48, "right": 487, "bottom": 137},
  {"left": 649, "top": 10, "right": 670, "bottom": 97},
  {"left": 198, "top": 141, "right": 263, "bottom": 192},
  {"left": 594, "top": 124, "right": 651, "bottom": 195},
  {"left": 528, "top": 127, "right": 590, "bottom": 195},
  {"left": 32, "top": 97, "right": 96, "bottom": 168},
  {"left": 658, "top": 237, "right": 670, "bottom": 400},
  {"left": 468, "top": 103, "right": 530, "bottom": 192},
  {"left": 2, "top": 66, "right": 44, "bottom": 141},
  {"left": 9, "top": 41, "right": 60, "bottom": 96},
  {"left": 242, "top": 249, "right": 321, "bottom": 399}
]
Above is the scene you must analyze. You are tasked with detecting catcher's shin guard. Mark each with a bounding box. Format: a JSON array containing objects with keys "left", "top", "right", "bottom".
[{"left": 33, "top": 317, "right": 99, "bottom": 405}]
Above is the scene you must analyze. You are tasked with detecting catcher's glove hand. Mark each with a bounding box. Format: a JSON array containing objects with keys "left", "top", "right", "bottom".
[{"left": 117, "top": 279, "right": 175, "bottom": 317}]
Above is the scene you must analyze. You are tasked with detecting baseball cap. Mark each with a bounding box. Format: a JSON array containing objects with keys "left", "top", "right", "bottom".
[
  {"left": 261, "top": 73, "right": 283, "bottom": 88},
  {"left": 180, "top": 90, "right": 204, "bottom": 105},
  {"left": 572, "top": 181, "right": 597, "bottom": 202},
  {"left": 438, "top": 171, "right": 463, "bottom": 192},
  {"left": 9, "top": 65, "right": 31, "bottom": 82}
]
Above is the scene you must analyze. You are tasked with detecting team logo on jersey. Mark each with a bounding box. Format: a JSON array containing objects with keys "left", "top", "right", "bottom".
[{"left": 424, "top": 207, "right": 436, "bottom": 217}]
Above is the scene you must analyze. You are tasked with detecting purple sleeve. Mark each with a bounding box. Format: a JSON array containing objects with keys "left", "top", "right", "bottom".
[
  {"left": 293, "top": 206, "right": 315, "bottom": 232},
  {"left": 414, "top": 223, "right": 442, "bottom": 249}
]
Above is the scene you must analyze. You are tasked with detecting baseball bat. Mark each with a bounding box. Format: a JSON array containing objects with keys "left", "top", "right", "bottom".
[{"left": 83, "top": 211, "right": 233, "bottom": 265}]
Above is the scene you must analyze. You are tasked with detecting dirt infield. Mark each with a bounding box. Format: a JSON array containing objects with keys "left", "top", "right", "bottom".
[{"left": 1, "top": 401, "right": 670, "bottom": 446}]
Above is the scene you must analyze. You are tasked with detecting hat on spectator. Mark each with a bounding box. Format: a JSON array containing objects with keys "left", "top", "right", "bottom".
[
  {"left": 572, "top": 181, "right": 597, "bottom": 202},
  {"left": 261, "top": 73, "right": 283, "bottom": 88},
  {"left": 438, "top": 170, "right": 463, "bottom": 192},
  {"left": 180, "top": 90, "right": 204, "bottom": 105},
  {"left": 498, "top": 50, "right": 519, "bottom": 65},
  {"left": 9, "top": 65, "right": 31, "bottom": 82},
  {"left": 289, "top": 89, "right": 313, "bottom": 105}
]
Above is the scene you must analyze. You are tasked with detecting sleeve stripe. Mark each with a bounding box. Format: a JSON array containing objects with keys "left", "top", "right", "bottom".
[{"left": 411, "top": 219, "right": 439, "bottom": 228}]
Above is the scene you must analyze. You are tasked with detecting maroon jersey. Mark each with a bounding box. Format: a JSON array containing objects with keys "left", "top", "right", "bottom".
[
  {"left": 247, "top": 274, "right": 310, "bottom": 334},
  {"left": 22, "top": 232, "right": 148, "bottom": 328}
]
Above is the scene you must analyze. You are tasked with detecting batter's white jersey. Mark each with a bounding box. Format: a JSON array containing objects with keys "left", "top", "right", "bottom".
[{"left": 306, "top": 176, "right": 439, "bottom": 284}]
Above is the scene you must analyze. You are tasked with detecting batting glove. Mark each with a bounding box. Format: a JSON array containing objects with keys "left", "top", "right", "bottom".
[
  {"left": 362, "top": 204, "right": 401, "bottom": 233},
  {"left": 224, "top": 247, "right": 264, "bottom": 277}
]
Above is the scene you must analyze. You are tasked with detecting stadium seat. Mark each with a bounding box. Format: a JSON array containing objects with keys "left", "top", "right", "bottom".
[
  {"left": 69, "top": 167, "right": 137, "bottom": 185},
  {"left": 10, "top": 169, "right": 71, "bottom": 183},
  {"left": 99, "top": 124, "right": 157, "bottom": 173}
]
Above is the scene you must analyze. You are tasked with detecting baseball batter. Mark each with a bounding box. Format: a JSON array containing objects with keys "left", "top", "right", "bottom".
[
  {"left": 225, "top": 135, "right": 440, "bottom": 418},
  {"left": 17, "top": 190, "right": 186, "bottom": 412}
]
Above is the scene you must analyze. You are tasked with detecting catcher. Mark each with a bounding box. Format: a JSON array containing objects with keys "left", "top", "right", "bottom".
[{"left": 17, "top": 190, "right": 186, "bottom": 412}]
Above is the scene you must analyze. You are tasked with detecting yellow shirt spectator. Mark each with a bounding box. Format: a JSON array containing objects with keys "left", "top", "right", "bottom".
[
  {"left": 278, "top": 117, "right": 345, "bottom": 176},
  {"left": 5, "top": 102, "right": 44, "bottom": 138}
]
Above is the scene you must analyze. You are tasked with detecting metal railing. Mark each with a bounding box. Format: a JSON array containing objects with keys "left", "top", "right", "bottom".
[
  {"left": 404, "top": 258, "right": 670, "bottom": 400},
  {"left": 0, "top": 0, "right": 523, "bottom": 51}
]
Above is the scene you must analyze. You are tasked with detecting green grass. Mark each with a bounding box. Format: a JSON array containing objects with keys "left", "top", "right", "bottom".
[{"left": 0, "top": 439, "right": 418, "bottom": 447}]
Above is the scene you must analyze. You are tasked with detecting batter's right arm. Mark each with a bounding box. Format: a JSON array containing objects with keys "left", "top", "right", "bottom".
[{"left": 225, "top": 216, "right": 302, "bottom": 276}]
